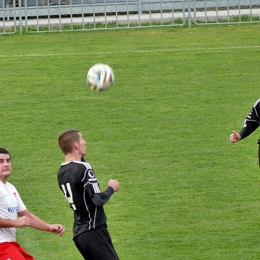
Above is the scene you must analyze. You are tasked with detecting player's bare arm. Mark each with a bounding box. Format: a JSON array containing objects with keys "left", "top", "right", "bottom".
[
  {"left": 18, "top": 209, "right": 65, "bottom": 236},
  {"left": 0, "top": 216, "right": 30, "bottom": 228}
]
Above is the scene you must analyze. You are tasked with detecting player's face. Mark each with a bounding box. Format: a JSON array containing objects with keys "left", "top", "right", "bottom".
[
  {"left": 0, "top": 153, "right": 12, "bottom": 183},
  {"left": 78, "top": 133, "right": 87, "bottom": 156}
]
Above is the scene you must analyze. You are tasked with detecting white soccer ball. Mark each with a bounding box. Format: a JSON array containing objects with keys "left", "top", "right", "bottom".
[{"left": 87, "top": 63, "right": 115, "bottom": 91}]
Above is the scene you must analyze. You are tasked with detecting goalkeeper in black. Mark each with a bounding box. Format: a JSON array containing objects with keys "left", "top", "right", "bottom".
[
  {"left": 230, "top": 98, "right": 260, "bottom": 165},
  {"left": 57, "top": 128, "right": 120, "bottom": 260}
]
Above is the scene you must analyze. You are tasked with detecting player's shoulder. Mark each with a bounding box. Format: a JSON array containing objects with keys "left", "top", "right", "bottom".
[
  {"left": 253, "top": 98, "right": 260, "bottom": 107},
  {"left": 60, "top": 160, "right": 92, "bottom": 168},
  {"left": 74, "top": 160, "right": 93, "bottom": 170},
  {"left": 6, "top": 181, "right": 16, "bottom": 189},
  {"left": 71, "top": 161, "right": 96, "bottom": 181},
  {"left": 0, "top": 181, "right": 17, "bottom": 193}
]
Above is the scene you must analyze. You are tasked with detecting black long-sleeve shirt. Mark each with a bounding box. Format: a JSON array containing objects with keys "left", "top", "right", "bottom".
[
  {"left": 239, "top": 98, "right": 260, "bottom": 143},
  {"left": 57, "top": 160, "right": 114, "bottom": 238}
]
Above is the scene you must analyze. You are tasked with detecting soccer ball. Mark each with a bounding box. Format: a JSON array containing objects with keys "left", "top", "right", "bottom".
[{"left": 87, "top": 63, "right": 114, "bottom": 91}]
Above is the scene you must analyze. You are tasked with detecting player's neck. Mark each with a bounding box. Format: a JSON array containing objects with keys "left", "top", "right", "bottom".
[
  {"left": 0, "top": 177, "right": 7, "bottom": 184},
  {"left": 65, "top": 154, "right": 81, "bottom": 162}
]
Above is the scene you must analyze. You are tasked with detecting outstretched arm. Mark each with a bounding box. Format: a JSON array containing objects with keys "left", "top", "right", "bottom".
[
  {"left": 18, "top": 209, "right": 65, "bottom": 236},
  {"left": 230, "top": 99, "right": 260, "bottom": 143},
  {"left": 0, "top": 216, "right": 30, "bottom": 228}
]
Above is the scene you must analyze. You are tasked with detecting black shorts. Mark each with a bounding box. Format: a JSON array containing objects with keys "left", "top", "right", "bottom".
[{"left": 73, "top": 225, "right": 119, "bottom": 260}]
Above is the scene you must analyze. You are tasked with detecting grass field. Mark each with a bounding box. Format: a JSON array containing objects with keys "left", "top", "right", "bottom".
[{"left": 1, "top": 24, "right": 260, "bottom": 260}]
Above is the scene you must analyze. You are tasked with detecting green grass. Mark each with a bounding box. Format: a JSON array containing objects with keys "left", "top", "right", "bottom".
[{"left": 1, "top": 24, "right": 260, "bottom": 259}]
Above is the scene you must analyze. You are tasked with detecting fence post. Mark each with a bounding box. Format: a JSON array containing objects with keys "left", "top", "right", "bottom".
[
  {"left": 187, "top": 0, "right": 191, "bottom": 27},
  {"left": 18, "top": 0, "right": 22, "bottom": 34},
  {"left": 6, "top": 0, "right": 10, "bottom": 20},
  {"left": 138, "top": 0, "right": 141, "bottom": 15}
]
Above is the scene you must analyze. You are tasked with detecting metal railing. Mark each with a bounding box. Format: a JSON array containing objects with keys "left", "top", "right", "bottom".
[{"left": 0, "top": 0, "right": 260, "bottom": 34}]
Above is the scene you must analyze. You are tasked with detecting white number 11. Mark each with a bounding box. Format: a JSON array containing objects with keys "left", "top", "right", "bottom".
[{"left": 61, "top": 183, "right": 77, "bottom": 210}]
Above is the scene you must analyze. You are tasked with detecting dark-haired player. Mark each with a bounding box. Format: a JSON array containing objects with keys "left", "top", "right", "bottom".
[{"left": 0, "top": 148, "right": 65, "bottom": 260}]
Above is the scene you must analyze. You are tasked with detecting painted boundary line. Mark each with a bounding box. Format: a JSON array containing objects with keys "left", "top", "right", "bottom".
[{"left": 0, "top": 45, "right": 260, "bottom": 58}]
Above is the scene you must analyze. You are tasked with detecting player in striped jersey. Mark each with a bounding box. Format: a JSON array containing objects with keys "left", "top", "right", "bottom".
[
  {"left": 230, "top": 98, "right": 260, "bottom": 164},
  {"left": 57, "top": 129, "right": 120, "bottom": 260}
]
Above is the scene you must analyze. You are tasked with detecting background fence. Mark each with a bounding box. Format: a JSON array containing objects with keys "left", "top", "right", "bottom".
[{"left": 0, "top": 0, "right": 260, "bottom": 34}]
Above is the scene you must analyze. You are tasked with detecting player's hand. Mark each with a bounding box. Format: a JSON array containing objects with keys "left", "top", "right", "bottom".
[
  {"left": 108, "top": 179, "right": 120, "bottom": 192},
  {"left": 230, "top": 130, "right": 241, "bottom": 143},
  {"left": 50, "top": 224, "right": 65, "bottom": 236},
  {"left": 16, "top": 216, "right": 30, "bottom": 227}
]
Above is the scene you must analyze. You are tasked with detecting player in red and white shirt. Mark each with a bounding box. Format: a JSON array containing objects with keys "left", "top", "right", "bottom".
[{"left": 0, "top": 148, "right": 65, "bottom": 260}]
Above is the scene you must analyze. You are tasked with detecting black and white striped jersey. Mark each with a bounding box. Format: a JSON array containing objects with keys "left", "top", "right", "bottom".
[{"left": 57, "top": 160, "right": 107, "bottom": 238}]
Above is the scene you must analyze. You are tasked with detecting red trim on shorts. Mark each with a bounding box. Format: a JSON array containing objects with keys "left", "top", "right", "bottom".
[{"left": 0, "top": 241, "right": 34, "bottom": 260}]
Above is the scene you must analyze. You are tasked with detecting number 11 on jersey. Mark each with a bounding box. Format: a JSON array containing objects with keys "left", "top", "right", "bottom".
[{"left": 61, "top": 183, "right": 76, "bottom": 210}]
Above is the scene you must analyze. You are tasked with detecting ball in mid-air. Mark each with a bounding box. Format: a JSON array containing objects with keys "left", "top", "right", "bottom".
[{"left": 87, "top": 63, "right": 114, "bottom": 91}]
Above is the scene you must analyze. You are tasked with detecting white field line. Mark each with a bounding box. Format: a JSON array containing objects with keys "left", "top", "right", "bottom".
[{"left": 0, "top": 45, "right": 260, "bottom": 58}]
